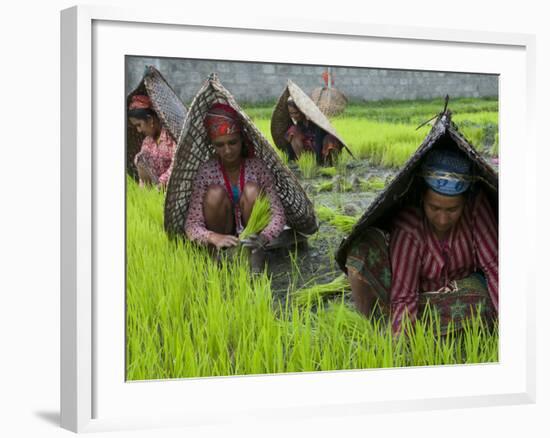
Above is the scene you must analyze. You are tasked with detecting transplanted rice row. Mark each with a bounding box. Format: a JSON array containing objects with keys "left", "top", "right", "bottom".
[
  {"left": 128, "top": 99, "right": 499, "bottom": 380},
  {"left": 127, "top": 174, "right": 498, "bottom": 381}
]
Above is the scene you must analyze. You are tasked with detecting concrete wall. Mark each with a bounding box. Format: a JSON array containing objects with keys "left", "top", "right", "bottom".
[{"left": 126, "top": 57, "right": 498, "bottom": 105}]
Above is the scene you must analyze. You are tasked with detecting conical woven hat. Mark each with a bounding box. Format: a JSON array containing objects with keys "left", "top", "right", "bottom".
[
  {"left": 126, "top": 65, "right": 188, "bottom": 179},
  {"left": 335, "top": 108, "right": 498, "bottom": 272},
  {"left": 164, "top": 74, "right": 319, "bottom": 238},
  {"left": 271, "top": 80, "right": 353, "bottom": 157},
  {"left": 310, "top": 86, "right": 348, "bottom": 117}
]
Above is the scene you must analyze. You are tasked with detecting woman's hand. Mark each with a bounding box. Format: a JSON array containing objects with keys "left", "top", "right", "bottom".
[
  {"left": 208, "top": 232, "right": 240, "bottom": 250},
  {"left": 240, "top": 234, "right": 268, "bottom": 250}
]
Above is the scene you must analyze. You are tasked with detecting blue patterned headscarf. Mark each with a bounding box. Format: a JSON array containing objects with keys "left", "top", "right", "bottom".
[{"left": 421, "top": 148, "right": 472, "bottom": 196}]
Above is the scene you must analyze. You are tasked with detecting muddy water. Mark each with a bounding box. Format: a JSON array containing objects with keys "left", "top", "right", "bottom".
[{"left": 266, "top": 159, "right": 396, "bottom": 299}]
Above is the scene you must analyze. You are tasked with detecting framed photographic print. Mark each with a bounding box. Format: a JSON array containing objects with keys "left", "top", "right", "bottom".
[{"left": 61, "top": 5, "right": 536, "bottom": 433}]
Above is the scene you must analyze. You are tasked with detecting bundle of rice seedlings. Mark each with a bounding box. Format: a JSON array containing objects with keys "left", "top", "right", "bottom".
[
  {"left": 297, "top": 152, "right": 318, "bottom": 179},
  {"left": 319, "top": 167, "right": 337, "bottom": 177},
  {"left": 317, "top": 181, "right": 334, "bottom": 192},
  {"left": 336, "top": 181, "right": 353, "bottom": 193},
  {"left": 315, "top": 205, "right": 358, "bottom": 233},
  {"left": 315, "top": 205, "right": 338, "bottom": 222},
  {"left": 291, "top": 274, "right": 351, "bottom": 307},
  {"left": 240, "top": 193, "right": 272, "bottom": 240},
  {"left": 330, "top": 175, "right": 353, "bottom": 193},
  {"left": 329, "top": 214, "right": 358, "bottom": 233},
  {"left": 360, "top": 176, "right": 386, "bottom": 192},
  {"left": 334, "top": 150, "right": 352, "bottom": 173},
  {"left": 274, "top": 147, "right": 289, "bottom": 166}
]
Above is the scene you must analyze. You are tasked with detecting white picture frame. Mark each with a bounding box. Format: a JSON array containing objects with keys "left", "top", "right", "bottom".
[{"left": 60, "top": 5, "right": 536, "bottom": 433}]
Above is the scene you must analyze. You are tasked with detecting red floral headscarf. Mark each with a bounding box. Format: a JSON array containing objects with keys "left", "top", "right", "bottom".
[
  {"left": 203, "top": 102, "right": 254, "bottom": 158},
  {"left": 129, "top": 95, "right": 152, "bottom": 110},
  {"left": 203, "top": 103, "right": 242, "bottom": 140}
]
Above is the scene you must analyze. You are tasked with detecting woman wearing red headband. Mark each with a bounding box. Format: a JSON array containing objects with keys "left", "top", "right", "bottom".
[
  {"left": 184, "top": 103, "right": 286, "bottom": 251},
  {"left": 128, "top": 94, "right": 176, "bottom": 188}
]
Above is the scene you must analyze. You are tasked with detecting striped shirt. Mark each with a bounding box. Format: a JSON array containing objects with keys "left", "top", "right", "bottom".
[{"left": 389, "top": 190, "right": 498, "bottom": 332}]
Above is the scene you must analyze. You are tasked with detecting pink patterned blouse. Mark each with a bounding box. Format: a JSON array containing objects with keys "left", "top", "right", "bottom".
[
  {"left": 184, "top": 157, "right": 286, "bottom": 244},
  {"left": 134, "top": 127, "right": 176, "bottom": 186}
]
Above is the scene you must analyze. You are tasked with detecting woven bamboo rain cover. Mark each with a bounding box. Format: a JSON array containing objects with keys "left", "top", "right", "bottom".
[
  {"left": 335, "top": 109, "right": 498, "bottom": 272},
  {"left": 164, "top": 74, "right": 318, "bottom": 237},
  {"left": 126, "top": 65, "right": 188, "bottom": 179}
]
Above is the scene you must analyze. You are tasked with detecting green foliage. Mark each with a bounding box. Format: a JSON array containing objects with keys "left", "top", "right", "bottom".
[
  {"left": 330, "top": 215, "right": 358, "bottom": 233},
  {"left": 459, "top": 125, "right": 486, "bottom": 150},
  {"left": 240, "top": 193, "right": 271, "bottom": 239},
  {"left": 245, "top": 98, "right": 498, "bottom": 169},
  {"left": 291, "top": 274, "right": 351, "bottom": 307},
  {"left": 316, "top": 179, "right": 353, "bottom": 193},
  {"left": 315, "top": 205, "right": 339, "bottom": 222},
  {"left": 360, "top": 176, "right": 386, "bottom": 191},
  {"left": 317, "top": 181, "right": 334, "bottom": 192},
  {"left": 296, "top": 152, "right": 318, "bottom": 179},
  {"left": 333, "top": 118, "right": 429, "bottom": 167},
  {"left": 315, "top": 205, "right": 359, "bottom": 233},
  {"left": 127, "top": 96, "right": 500, "bottom": 380},
  {"left": 319, "top": 167, "right": 337, "bottom": 177}
]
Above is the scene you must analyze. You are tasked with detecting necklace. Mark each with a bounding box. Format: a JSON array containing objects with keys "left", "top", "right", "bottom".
[{"left": 219, "top": 159, "right": 246, "bottom": 234}]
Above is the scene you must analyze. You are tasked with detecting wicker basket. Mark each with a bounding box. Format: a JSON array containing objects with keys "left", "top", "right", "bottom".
[
  {"left": 335, "top": 109, "right": 498, "bottom": 272},
  {"left": 270, "top": 79, "right": 354, "bottom": 157},
  {"left": 164, "top": 73, "right": 319, "bottom": 238},
  {"left": 310, "top": 86, "right": 348, "bottom": 117},
  {"left": 126, "top": 65, "right": 188, "bottom": 179}
]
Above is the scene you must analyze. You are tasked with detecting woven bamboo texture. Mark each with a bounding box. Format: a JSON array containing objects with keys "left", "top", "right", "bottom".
[
  {"left": 270, "top": 80, "right": 353, "bottom": 157},
  {"left": 335, "top": 109, "right": 498, "bottom": 272},
  {"left": 164, "top": 74, "right": 319, "bottom": 238},
  {"left": 310, "top": 86, "right": 348, "bottom": 117},
  {"left": 126, "top": 65, "right": 188, "bottom": 179}
]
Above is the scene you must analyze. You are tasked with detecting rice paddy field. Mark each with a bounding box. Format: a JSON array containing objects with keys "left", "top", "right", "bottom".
[{"left": 126, "top": 97, "right": 499, "bottom": 381}]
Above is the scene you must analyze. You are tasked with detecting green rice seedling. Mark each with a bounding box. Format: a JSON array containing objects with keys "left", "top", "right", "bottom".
[
  {"left": 332, "top": 176, "right": 353, "bottom": 193},
  {"left": 240, "top": 193, "right": 271, "bottom": 240},
  {"left": 459, "top": 125, "right": 485, "bottom": 150},
  {"left": 240, "top": 103, "right": 277, "bottom": 120},
  {"left": 244, "top": 102, "right": 498, "bottom": 170},
  {"left": 287, "top": 244, "right": 303, "bottom": 293},
  {"left": 379, "top": 140, "right": 419, "bottom": 168},
  {"left": 296, "top": 152, "right": 317, "bottom": 179},
  {"left": 127, "top": 99, "right": 500, "bottom": 380},
  {"left": 315, "top": 205, "right": 358, "bottom": 232},
  {"left": 360, "top": 176, "right": 386, "bottom": 192},
  {"left": 334, "top": 149, "right": 353, "bottom": 174},
  {"left": 452, "top": 111, "right": 498, "bottom": 127},
  {"left": 326, "top": 235, "right": 337, "bottom": 272},
  {"left": 315, "top": 205, "right": 338, "bottom": 222},
  {"left": 291, "top": 274, "right": 351, "bottom": 307},
  {"left": 338, "top": 98, "right": 497, "bottom": 124},
  {"left": 405, "top": 307, "right": 440, "bottom": 366},
  {"left": 317, "top": 181, "right": 333, "bottom": 192},
  {"left": 267, "top": 143, "right": 289, "bottom": 166},
  {"left": 461, "top": 305, "right": 495, "bottom": 364},
  {"left": 247, "top": 117, "right": 276, "bottom": 146},
  {"left": 319, "top": 167, "right": 337, "bottom": 177},
  {"left": 329, "top": 214, "right": 359, "bottom": 233},
  {"left": 333, "top": 118, "right": 428, "bottom": 166}
]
